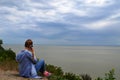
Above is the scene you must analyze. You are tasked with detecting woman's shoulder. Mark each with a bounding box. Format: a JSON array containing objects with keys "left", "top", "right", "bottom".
[
  {"left": 17, "top": 49, "right": 32, "bottom": 57},
  {"left": 24, "top": 49, "right": 32, "bottom": 56}
]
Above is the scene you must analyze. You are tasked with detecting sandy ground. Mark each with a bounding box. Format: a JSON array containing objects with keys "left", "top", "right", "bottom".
[{"left": 0, "top": 69, "right": 48, "bottom": 80}]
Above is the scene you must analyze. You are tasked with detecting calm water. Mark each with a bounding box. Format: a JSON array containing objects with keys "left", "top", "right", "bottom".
[{"left": 3, "top": 44, "right": 120, "bottom": 79}]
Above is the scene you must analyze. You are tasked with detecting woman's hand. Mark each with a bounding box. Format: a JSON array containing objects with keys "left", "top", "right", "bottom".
[
  {"left": 27, "top": 47, "right": 35, "bottom": 55},
  {"left": 29, "top": 47, "right": 35, "bottom": 59},
  {"left": 30, "top": 47, "right": 35, "bottom": 54}
]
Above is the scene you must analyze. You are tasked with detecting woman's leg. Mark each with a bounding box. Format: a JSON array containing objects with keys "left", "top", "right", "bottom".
[{"left": 35, "top": 59, "right": 45, "bottom": 73}]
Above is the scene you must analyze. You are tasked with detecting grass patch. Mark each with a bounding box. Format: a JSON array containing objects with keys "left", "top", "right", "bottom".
[{"left": 0, "top": 59, "right": 18, "bottom": 71}]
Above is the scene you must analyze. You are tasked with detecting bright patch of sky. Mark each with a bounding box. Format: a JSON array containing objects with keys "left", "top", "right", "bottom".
[{"left": 0, "top": 0, "right": 120, "bottom": 45}]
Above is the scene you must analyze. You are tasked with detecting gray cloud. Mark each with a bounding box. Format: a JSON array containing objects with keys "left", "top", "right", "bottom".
[{"left": 0, "top": 0, "right": 120, "bottom": 45}]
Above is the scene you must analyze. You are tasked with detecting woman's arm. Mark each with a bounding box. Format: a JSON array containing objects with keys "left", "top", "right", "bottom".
[
  {"left": 26, "top": 47, "right": 38, "bottom": 64},
  {"left": 30, "top": 47, "right": 35, "bottom": 60}
]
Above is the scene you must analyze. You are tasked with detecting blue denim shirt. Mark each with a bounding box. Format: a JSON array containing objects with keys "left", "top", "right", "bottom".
[{"left": 16, "top": 50, "right": 39, "bottom": 78}]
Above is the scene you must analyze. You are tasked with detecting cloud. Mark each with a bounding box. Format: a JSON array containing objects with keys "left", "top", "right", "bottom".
[
  {"left": 0, "top": 0, "right": 120, "bottom": 45},
  {"left": 83, "top": 0, "right": 114, "bottom": 7},
  {"left": 83, "top": 9, "right": 120, "bottom": 30},
  {"left": 83, "top": 19, "right": 119, "bottom": 30}
]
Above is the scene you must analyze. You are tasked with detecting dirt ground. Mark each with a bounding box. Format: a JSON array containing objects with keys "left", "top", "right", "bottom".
[{"left": 0, "top": 69, "right": 48, "bottom": 80}]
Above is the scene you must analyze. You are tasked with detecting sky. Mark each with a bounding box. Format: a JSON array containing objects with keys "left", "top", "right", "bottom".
[{"left": 0, "top": 0, "right": 120, "bottom": 45}]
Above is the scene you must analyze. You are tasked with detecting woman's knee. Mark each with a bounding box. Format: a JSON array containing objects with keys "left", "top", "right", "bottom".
[{"left": 40, "top": 59, "right": 45, "bottom": 64}]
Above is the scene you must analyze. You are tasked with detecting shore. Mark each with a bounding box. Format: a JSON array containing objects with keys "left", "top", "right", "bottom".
[{"left": 0, "top": 69, "right": 48, "bottom": 80}]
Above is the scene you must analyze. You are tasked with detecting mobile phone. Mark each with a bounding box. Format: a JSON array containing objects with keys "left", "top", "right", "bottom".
[{"left": 30, "top": 45, "right": 33, "bottom": 48}]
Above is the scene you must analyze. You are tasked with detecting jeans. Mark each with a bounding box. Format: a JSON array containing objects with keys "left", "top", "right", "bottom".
[{"left": 35, "top": 59, "right": 45, "bottom": 74}]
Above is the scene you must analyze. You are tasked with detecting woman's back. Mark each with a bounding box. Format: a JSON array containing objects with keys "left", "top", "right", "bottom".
[{"left": 16, "top": 50, "right": 37, "bottom": 78}]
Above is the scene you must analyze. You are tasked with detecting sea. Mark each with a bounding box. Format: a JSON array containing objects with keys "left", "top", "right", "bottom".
[{"left": 2, "top": 44, "right": 120, "bottom": 80}]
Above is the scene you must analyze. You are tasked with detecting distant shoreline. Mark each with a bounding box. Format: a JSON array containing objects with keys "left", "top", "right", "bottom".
[{"left": 2, "top": 44, "right": 120, "bottom": 47}]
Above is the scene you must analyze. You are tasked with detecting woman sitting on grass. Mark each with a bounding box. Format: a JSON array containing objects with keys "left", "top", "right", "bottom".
[{"left": 16, "top": 39, "right": 51, "bottom": 78}]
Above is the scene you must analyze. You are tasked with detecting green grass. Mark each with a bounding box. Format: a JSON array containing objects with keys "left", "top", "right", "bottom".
[{"left": 0, "top": 59, "right": 18, "bottom": 71}]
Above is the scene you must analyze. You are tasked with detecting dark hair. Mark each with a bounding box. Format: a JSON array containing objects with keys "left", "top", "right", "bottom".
[{"left": 24, "top": 39, "right": 33, "bottom": 48}]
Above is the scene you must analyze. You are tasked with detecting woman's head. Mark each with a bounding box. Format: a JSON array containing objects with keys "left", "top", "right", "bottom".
[{"left": 24, "top": 39, "right": 33, "bottom": 48}]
